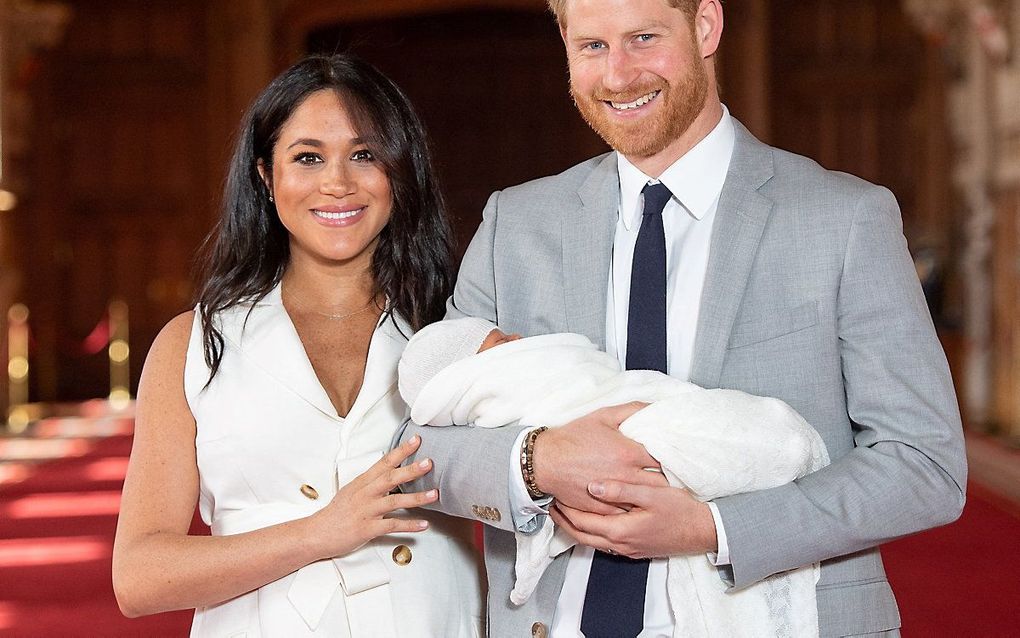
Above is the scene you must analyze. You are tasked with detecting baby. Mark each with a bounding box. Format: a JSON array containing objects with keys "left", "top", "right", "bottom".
[{"left": 399, "top": 318, "right": 829, "bottom": 638}]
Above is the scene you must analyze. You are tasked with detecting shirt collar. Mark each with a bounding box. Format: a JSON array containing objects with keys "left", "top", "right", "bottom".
[{"left": 616, "top": 105, "right": 736, "bottom": 230}]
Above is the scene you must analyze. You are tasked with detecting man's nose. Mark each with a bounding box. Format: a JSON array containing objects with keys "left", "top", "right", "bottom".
[{"left": 602, "top": 47, "right": 640, "bottom": 93}]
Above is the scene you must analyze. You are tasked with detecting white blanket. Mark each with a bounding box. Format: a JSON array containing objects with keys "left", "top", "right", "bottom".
[{"left": 409, "top": 333, "right": 830, "bottom": 638}]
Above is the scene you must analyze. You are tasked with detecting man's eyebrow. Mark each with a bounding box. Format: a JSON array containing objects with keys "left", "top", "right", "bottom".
[
  {"left": 625, "top": 20, "right": 670, "bottom": 35},
  {"left": 567, "top": 21, "right": 671, "bottom": 43}
]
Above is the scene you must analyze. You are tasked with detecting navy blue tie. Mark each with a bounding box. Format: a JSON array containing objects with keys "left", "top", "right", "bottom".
[{"left": 580, "top": 182, "right": 671, "bottom": 638}]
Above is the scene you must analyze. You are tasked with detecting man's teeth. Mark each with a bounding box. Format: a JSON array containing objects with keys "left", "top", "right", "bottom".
[
  {"left": 610, "top": 90, "right": 660, "bottom": 110},
  {"left": 313, "top": 208, "right": 362, "bottom": 220}
]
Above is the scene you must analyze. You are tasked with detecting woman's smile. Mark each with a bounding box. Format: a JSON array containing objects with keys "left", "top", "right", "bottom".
[{"left": 310, "top": 204, "right": 367, "bottom": 226}]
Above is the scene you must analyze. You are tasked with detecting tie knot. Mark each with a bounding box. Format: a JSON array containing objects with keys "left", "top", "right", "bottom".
[{"left": 641, "top": 182, "right": 672, "bottom": 217}]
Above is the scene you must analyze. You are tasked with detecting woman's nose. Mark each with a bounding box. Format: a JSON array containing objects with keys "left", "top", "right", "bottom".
[{"left": 320, "top": 164, "right": 354, "bottom": 196}]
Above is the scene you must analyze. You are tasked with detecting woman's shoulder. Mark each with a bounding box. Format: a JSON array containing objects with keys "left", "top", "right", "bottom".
[
  {"left": 153, "top": 310, "right": 225, "bottom": 403},
  {"left": 151, "top": 311, "right": 197, "bottom": 360},
  {"left": 138, "top": 311, "right": 198, "bottom": 403}
]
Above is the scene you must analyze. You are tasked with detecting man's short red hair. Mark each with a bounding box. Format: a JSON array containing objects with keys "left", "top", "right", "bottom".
[{"left": 547, "top": 0, "right": 699, "bottom": 27}]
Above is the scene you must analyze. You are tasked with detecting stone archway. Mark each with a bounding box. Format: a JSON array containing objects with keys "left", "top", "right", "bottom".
[{"left": 904, "top": 0, "right": 1020, "bottom": 437}]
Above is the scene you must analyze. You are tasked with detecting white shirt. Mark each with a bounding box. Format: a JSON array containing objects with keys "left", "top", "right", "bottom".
[{"left": 509, "top": 107, "right": 736, "bottom": 637}]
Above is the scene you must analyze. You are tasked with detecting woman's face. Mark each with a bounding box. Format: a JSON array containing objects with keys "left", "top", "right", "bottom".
[{"left": 262, "top": 89, "right": 393, "bottom": 269}]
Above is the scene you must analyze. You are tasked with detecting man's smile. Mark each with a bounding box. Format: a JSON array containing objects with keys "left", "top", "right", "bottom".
[{"left": 606, "top": 89, "right": 661, "bottom": 111}]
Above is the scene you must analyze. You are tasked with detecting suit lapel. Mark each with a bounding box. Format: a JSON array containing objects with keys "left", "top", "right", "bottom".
[
  {"left": 690, "top": 122, "right": 776, "bottom": 389},
  {"left": 562, "top": 153, "right": 619, "bottom": 348}
]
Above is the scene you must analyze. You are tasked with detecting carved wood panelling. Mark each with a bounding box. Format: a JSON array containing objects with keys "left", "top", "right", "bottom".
[
  {"left": 768, "top": 0, "right": 947, "bottom": 245},
  {"left": 992, "top": 190, "right": 1019, "bottom": 434},
  {"left": 12, "top": 0, "right": 214, "bottom": 400},
  {"left": 278, "top": 0, "right": 547, "bottom": 60}
]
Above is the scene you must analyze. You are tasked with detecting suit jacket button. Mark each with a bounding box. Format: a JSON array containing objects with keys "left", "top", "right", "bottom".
[
  {"left": 392, "top": 544, "right": 412, "bottom": 566},
  {"left": 299, "top": 484, "right": 319, "bottom": 500},
  {"left": 531, "top": 622, "right": 547, "bottom": 638}
]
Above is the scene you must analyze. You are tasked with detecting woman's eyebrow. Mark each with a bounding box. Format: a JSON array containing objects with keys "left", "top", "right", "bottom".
[
  {"left": 285, "top": 136, "right": 366, "bottom": 150},
  {"left": 286, "top": 137, "right": 323, "bottom": 150}
]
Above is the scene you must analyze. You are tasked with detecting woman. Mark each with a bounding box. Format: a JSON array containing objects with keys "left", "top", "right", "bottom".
[{"left": 112, "top": 55, "right": 484, "bottom": 637}]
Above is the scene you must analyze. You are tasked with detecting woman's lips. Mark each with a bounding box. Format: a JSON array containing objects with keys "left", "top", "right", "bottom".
[{"left": 311, "top": 206, "right": 365, "bottom": 226}]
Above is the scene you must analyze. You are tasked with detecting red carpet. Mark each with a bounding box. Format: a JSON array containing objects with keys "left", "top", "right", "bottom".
[
  {"left": 883, "top": 482, "right": 1020, "bottom": 637},
  {"left": 2, "top": 416, "right": 1018, "bottom": 637},
  {"left": 0, "top": 417, "right": 198, "bottom": 637}
]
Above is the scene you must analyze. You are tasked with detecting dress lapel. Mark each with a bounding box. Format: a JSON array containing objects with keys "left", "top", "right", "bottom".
[
  {"left": 340, "top": 312, "right": 409, "bottom": 433},
  {"left": 220, "top": 284, "right": 341, "bottom": 421},
  {"left": 562, "top": 153, "right": 619, "bottom": 349},
  {"left": 689, "top": 121, "right": 776, "bottom": 389},
  {"left": 221, "top": 287, "right": 411, "bottom": 426}
]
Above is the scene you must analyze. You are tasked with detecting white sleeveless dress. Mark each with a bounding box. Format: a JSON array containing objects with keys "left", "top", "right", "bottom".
[{"left": 183, "top": 285, "right": 484, "bottom": 637}]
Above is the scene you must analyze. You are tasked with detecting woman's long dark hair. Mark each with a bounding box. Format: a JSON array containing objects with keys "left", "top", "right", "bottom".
[{"left": 196, "top": 54, "right": 454, "bottom": 380}]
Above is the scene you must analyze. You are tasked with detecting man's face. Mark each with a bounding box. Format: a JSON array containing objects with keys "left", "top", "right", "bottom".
[{"left": 561, "top": 0, "right": 709, "bottom": 160}]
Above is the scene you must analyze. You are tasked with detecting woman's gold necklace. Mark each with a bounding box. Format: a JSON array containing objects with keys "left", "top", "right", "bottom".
[{"left": 284, "top": 294, "right": 378, "bottom": 321}]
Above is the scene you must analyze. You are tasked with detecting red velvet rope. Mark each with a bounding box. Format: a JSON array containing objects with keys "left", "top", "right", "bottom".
[{"left": 13, "top": 310, "right": 115, "bottom": 357}]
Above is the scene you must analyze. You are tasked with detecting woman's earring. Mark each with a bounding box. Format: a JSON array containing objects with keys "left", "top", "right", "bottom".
[{"left": 269, "top": 194, "right": 274, "bottom": 203}]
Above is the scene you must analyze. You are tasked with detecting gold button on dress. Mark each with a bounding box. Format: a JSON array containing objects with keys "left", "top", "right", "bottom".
[{"left": 392, "top": 544, "right": 412, "bottom": 566}]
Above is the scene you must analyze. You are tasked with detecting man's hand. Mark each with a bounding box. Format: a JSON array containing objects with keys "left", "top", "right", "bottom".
[
  {"left": 532, "top": 402, "right": 663, "bottom": 515},
  {"left": 550, "top": 480, "right": 718, "bottom": 559}
]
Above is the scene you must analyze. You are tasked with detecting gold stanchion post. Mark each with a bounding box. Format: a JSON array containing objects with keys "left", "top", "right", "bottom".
[
  {"left": 7, "top": 304, "right": 30, "bottom": 432},
  {"left": 108, "top": 299, "right": 131, "bottom": 410}
]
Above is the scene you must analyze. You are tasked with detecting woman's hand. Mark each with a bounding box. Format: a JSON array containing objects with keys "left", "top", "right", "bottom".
[{"left": 309, "top": 434, "right": 438, "bottom": 560}]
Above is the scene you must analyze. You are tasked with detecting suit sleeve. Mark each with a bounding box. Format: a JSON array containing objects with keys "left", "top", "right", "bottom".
[
  {"left": 396, "top": 190, "right": 528, "bottom": 532},
  {"left": 713, "top": 185, "right": 967, "bottom": 588}
]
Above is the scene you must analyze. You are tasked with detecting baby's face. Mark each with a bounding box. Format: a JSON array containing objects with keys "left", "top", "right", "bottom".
[{"left": 477, "top": 329, "right": 522, "bottom": 353}]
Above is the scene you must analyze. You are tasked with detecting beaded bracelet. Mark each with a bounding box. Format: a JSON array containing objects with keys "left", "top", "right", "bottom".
[{"left": 521, "top": 426, "right": 549, "bottom": 499}]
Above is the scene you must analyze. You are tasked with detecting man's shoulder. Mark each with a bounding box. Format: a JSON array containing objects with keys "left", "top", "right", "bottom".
[
  {"left": 759, "top": 149, "right": 899, "bottom": 239},
  {"left": 742, "top": 131, "right": 893, "bottom": 209},
  {"left": 730, "top": 120, "right": 890, "bottom": 204},
  {"left": 499, "top": 151, "right": 614, "bottom": 201},
  {"left": 769, "top": 147, "right": 887, "bottom": 199}
]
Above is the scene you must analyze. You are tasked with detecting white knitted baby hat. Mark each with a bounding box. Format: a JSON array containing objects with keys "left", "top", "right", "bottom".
[{"left": 398, "top": 317, "right": 498, "bottom": 409}]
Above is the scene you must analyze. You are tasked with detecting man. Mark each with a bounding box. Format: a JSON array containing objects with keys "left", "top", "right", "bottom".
[{"left": 401, "top": 0, "right": 967, "bottom": 636}]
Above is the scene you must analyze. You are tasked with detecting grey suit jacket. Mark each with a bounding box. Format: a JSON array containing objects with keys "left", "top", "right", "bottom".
[{"left": 402, "top": 121, "right": 966, "bottom": 637}]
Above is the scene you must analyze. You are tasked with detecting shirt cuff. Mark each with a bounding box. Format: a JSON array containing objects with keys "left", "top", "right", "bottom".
[
  {"left": 507, "top": 427, "right": 552, "bottom": 534},
  {"left": 706, "top": 501, "right": 731, "bottom": 566}
]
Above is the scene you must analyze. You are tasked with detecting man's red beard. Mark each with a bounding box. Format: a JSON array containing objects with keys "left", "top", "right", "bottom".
[{"left": 570, "top": 61, "right": 709, "bottom": 159}]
